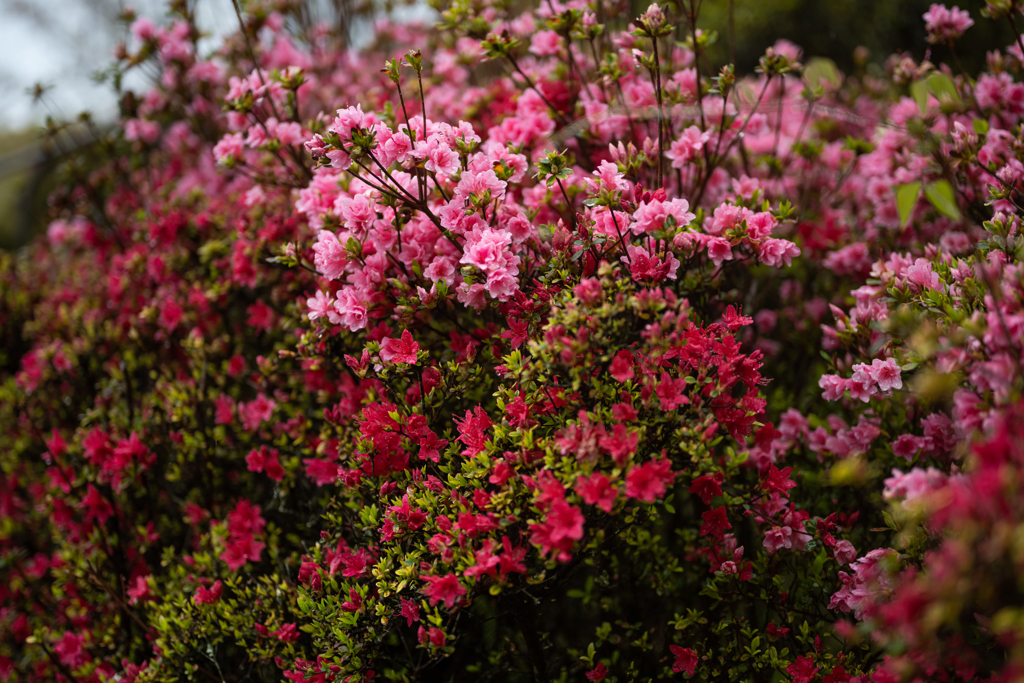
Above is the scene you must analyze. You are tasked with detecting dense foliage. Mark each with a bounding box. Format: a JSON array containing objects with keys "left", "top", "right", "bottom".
[{"left": 3, "top": 0, "right": 1024, "bottom": 681}]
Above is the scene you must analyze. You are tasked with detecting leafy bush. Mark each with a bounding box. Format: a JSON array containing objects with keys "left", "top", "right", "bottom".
[{"left": 3, "top": 1, "right": 1024, "bottom": 682}]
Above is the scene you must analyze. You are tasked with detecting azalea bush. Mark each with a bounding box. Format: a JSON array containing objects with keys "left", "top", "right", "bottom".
[{"left": 3, "top": 0, "right": 1024, "bottom": 681}]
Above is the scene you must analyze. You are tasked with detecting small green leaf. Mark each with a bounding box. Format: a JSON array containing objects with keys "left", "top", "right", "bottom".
[
  {"left": 883, "top": 510, "right": 899, "bottom": 531},
  {"left": 896, "top": 182, "right": 921, "bottom": 226},
  {"left": 972, "top": 118, "right": 989, "bottom": 135},
  {"left": 924, "top": 180, "right": 961, "bottom": 220}
]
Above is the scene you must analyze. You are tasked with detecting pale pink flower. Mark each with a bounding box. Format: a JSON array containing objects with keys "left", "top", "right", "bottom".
[
  {"left": 312, "top": 231, "right": 349, "bottom": 280},
  {"left": 923, "top": 4, "right": 974, "bottom": 43},
  {"left": 213, "top": 133, "right": 244, "bottom": 164},
  {"left": 818, "top": 374, "right": 847, "bottom": 402},
  {"left": 666, "top": 126, "right": 711, "bottom": 167},
  {"left": 307, "top": 291, "right": 333, "bottom": 321},
  {"left": 763, "top": 526, "right": 793, "bottom": 554},
  {"left": 706, "top": 237, "right": 734, "bottom": 266},
  {"left": 869, "top": 358, "right": 903, "bottom": 392}
]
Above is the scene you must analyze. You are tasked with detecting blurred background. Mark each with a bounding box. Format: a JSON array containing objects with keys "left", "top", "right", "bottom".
[{"left": 0, "top": 0, "right": 1013, "bottom": 249}]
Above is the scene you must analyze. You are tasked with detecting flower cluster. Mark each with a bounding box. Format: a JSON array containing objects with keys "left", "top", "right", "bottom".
[{"left": 2, "top": 0, "right": 1024, "bottom": 682}]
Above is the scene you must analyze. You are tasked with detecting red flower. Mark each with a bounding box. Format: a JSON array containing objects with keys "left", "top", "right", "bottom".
[
  {"left": 418, "top": 626, "right": 446, "bottom": 647},
  {"left": 304, "top": 458, "right": 339, "bottom": 486},
  {"left": 400, "top": 598, "right": 421, "bottom": 626},
  {"left": 786, "top": 655, "right": 819, "bottom": 683},
  {"left": 455, "top": 407, "right": 493, "bottom": 456},
  {"left": 127, "top": 575, "right": 152, "bottom": 605},
  {"left": 722, "top": 305, "right": 753, "bottom": 331},
  {"left": 763, "top": 465, "right": 797, "bottom": 496},
  {"left": 221, "top": 534, "right": 265, "bottom": 571},
  {"left": 689, "top": 472, "right": 724, "bottom": 505},
  {"left": 655, "top": 372, "right": 690, "bottom": 411},
  {"left": 546, "top": 499, "right": 585, "bottom": 543},
  {"left": 586, "top": 662, "right": 608, "bottom": 681},
  {"left": 700, "top": 507, "right": 731, "bottom": 539},
  {"left": 625, "top": 458, "right": 676, "bottom": 502},
  {"left": 669, "top": 645, "right": 698, "bottom": 675},
  {"left": 380, "top": 329, "right": 419, "bottom": 364},
  {"left": 609, "top": 350, "right": 635, "bottom": 383},
  {"left": 501, "top": 317, "right": 529, "bottom": 349},
  {"left": 81, "top": 484, "right": 113, "bottom": 523},
  {"left": 421, "top": 573, "right": 467, "bottom": 608},
  {"left": 193, "top": 580, "right": 223, "bottom": 605},
  {"left": 599, "top": 423, "right": 639, "bottom": 466},
  {"left": 271, "top": 623, "right": 300, "bottom": 642},
  {"left": 576, "top": 472, "right": 618, "bottom": 513},
  {"left": 822, "top": 664, "right": 851, "bottom": 683}
]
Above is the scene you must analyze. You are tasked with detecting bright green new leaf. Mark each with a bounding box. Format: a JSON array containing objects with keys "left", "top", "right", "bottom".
[
  {"left": 924, "top": 180, "right": 961, "bottom": 220},
  {"left": 896, "top": 182, "right": 921, "bottom": 226},
  {"left": 910, "top": 80, "right": 928, "bottom": 113},
  {"left": 803, "top": 57, "right": 840, "bottom": 89},
  {"left": 926, "top": 72, "right": 960, "bottom": 103}
]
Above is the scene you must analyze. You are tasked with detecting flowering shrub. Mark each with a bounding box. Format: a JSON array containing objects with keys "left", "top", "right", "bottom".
[{"left": 3, "top": 0, "right": 1024, "bottom": 681}]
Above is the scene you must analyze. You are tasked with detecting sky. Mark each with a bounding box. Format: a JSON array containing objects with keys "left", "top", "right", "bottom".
[
  {"left": 0, "top": 0, "right": 235, "bottom": 132},
  {"left": 0, "top": 0, "right": 434, "bottom": 133}
]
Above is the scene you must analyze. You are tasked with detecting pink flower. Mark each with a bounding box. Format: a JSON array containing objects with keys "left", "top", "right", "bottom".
[
  {"left": 425, "top": 140, "right": 460, "bottom": 176},
  {"left": 530, "top": 29, "right": 562, "bottom": 56},
  {"left": 847, "top": 366, "right": 878, "bottom": 403},
  {"left": 763, "top": 526, "right": 793, "bottom": 554},
  {"left": 833, "top": 539, "right": 857, "bottom": 566},
  {"left": 666, "top": 126, "right": 711, "bottom": 167},
  {"left": 891, "top": 433, "right": 927, "bottom": 461},
  {"left": 706, "top": 237, "right": 734, "bottom": 266},
  {"left": 758, "top": 238, "right": 801, "bottom": 267},
  {"left": 330, "top": 288, "right": 369, "bottom": 331},
  {"left": 923, "top": 4, "right": 974, "bottom": 43},
  {"left": 380, "top": 330, "right": 420, "bottom": 364},
  {"left": 608, "top": 350, "right": 635, "bottom": 382},
  {"left": 307, "top": 291, "right": 333, "bottom": 321},
  {"left": 312, "top": 230, "right": 349, "bottom": 280},
  {"left": 213, "top": 133, "right": 244, "bottom": 164},
  {"left": 239, "top": 394, "right": 276, "bottom": 431},
  {"left": 869, "top": 358, "right": 903, "bottom": 392},
  {"left": 818, "top": 374, "right": 847, "bottom": 401},
  {"left": 332, "top": 104, "right": 366, "bottom": 135}
]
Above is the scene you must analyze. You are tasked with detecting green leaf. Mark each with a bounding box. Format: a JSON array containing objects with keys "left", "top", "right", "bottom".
[
  {"left": 924, "top": 180, "right": 961, "bottom": 220},
  {"left": 972, "top": 118, "right": 989, "bottom": 135},
  {"left": 803, "top": 57, "right": 840, "bottom": 89},
  {"left": 910, "top": 80, "right": 928, "bottom": 113},
  {"left": 883, "top": 510, "right": 899, "bottom": 531},
  {"left": 896, "top": 182, "right": 921, "bottom": 226},
  {"left": 926, "top": 71, "right": 960, "bottom": 103}
]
